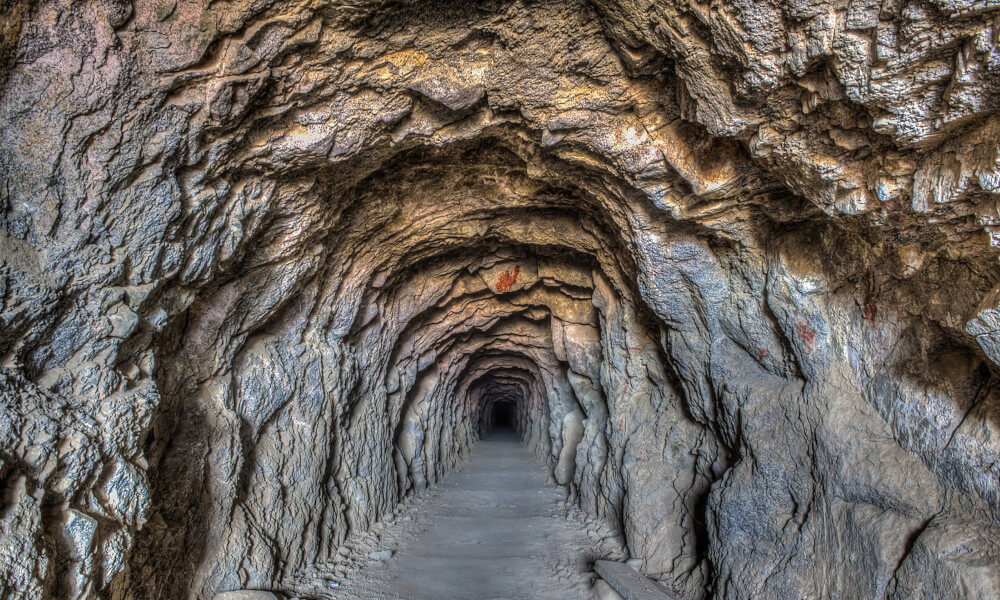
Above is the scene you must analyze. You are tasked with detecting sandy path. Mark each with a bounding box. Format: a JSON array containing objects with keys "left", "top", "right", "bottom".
[{"left": 321, "top": 432, "right": 622, "bottom": 600}]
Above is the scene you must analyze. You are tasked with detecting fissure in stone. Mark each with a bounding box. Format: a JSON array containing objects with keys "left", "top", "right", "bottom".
[{"left": 0, "top": 1, "right": 999, "bottom": 599}]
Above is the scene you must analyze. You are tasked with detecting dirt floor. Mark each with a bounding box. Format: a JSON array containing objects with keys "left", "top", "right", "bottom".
[{"left": 308, "top": 431, "right": 624, "bottom": 600}]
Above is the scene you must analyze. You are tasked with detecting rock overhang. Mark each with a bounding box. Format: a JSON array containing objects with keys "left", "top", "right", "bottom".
[{"left": 1, "top": 0, "right": 1000, "bottom": 599}]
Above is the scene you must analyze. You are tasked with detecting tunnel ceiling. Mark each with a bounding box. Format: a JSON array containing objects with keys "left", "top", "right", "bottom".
[{"left": 1, "top": 1, "right": 1000, "bottom": 599}]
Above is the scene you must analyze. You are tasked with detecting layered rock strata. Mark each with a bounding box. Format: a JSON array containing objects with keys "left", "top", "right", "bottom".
[{"left": 0, "top": 1, "right": 998, "bottom": 599}]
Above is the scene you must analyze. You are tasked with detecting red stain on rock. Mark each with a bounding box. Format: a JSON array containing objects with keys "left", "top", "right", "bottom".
[
  {"left": 860, "top": 270, "right": 879, "bottom": 324},
  {"left": 861, "top": 299, "right": 878, "bottom": 324},
  {"left": 495, "top": 265, "right": 520, "bottom": 292},
  {"left": 794, "top": 319, "right": 816, "bottom": 354},
  {"left": 758, "top": 348, "right": 770, "bottom": 359}
]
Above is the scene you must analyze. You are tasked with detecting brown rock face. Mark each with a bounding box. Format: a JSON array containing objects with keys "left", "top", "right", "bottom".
[{"left": 0, "top": 1, "right": 998, "bottom": 599}]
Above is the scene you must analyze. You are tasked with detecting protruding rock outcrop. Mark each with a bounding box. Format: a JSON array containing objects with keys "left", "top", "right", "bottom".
[{"left": 1, "top": 1, "right": 998, "bottom": 599}]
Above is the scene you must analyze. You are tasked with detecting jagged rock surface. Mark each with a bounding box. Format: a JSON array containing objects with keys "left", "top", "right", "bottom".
[{"left": 0, "top": 1, "right": 998, "bottom": 599}]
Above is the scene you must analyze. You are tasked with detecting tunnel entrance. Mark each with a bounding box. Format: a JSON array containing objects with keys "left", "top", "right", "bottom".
[{"left": 492, "top": 400, "right": 517, "bottom": 431}]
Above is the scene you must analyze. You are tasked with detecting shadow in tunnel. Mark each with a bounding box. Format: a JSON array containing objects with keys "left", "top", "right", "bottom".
[
  {"left": 486, "top": 399, "right": 519, "bottom": 440},
  {"left": 493, "top": 401, "right": 516, "bottom": 430}
]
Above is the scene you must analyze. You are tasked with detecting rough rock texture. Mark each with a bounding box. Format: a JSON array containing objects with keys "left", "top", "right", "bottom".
[{"left": 0, "top": 0, "right": 998, "bottom": 599}]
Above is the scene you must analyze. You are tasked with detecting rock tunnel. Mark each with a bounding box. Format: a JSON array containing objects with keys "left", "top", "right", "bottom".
[{"left": 0, "top": 0, "right": 999, "bottom": 599}]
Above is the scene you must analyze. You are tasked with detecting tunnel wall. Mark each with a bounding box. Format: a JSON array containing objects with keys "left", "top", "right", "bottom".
[{"left": 0, "top": 1, "right": 999, "bottom": 600}]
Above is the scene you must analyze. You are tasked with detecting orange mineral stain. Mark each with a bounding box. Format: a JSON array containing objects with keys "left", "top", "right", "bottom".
[
  {"left": 794, "top": 319, "right": 816, "bottom": 353},
  {"left": 495, "top": 265, "right": 520, "bottom": 292},
  {"left": 861, "top": 270, "right": 879, "bottom": 324}
]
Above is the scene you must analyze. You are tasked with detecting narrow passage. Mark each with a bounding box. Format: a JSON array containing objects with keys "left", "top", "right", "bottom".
[{"left": 331, "top": 432, "right": 622, "bottom": 600}]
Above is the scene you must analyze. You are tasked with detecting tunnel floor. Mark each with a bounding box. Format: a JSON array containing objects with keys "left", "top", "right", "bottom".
[{"left": 326, "top": 432, "right": 620, "bottom": 599}]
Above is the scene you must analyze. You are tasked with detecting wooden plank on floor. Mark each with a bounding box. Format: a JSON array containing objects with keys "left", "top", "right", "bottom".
[{"left": 594, "top": 560, "right": 678, "bottom": 600}]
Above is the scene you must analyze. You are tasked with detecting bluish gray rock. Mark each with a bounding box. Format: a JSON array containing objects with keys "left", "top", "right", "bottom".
[{"left": 0, "top": 1, "right": 997, "bottom": 599}]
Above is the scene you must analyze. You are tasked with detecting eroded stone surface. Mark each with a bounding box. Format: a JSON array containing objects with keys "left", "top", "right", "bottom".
[{"left": 0, "top": 1, "right": 998, "bottom": 599}]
